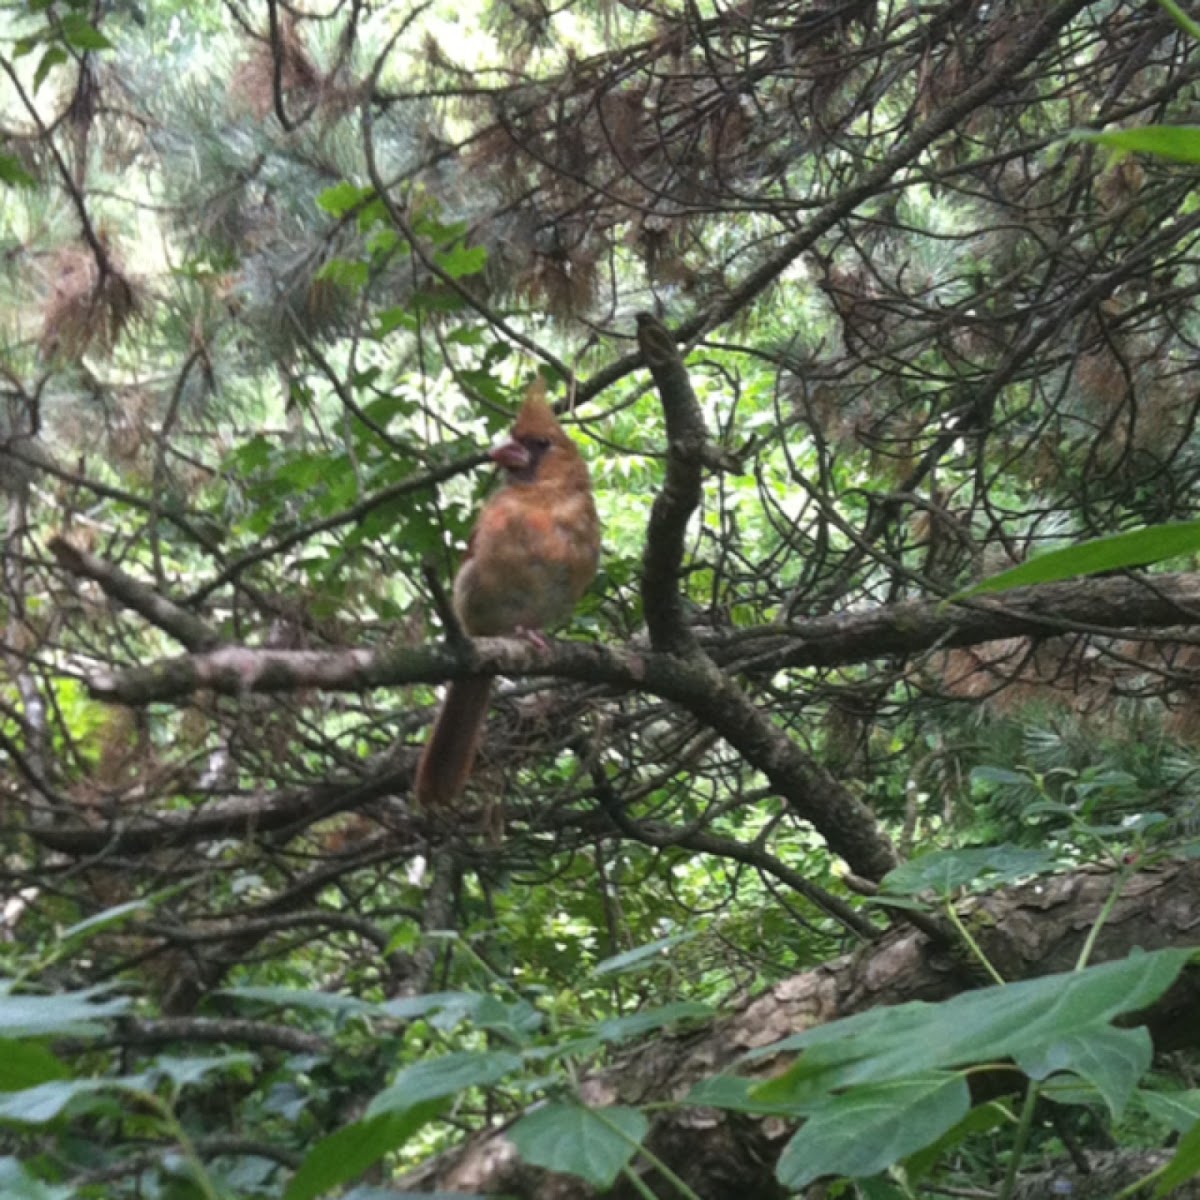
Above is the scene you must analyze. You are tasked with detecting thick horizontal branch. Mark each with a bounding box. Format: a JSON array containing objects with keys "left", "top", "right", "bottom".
[{"left": 88, "top": 571, "right": 1200, "bottom": 704}]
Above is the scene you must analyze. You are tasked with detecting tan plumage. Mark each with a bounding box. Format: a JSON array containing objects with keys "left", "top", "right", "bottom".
[{"left": 414, "top": 395, "right": 600, "bottom": 808}]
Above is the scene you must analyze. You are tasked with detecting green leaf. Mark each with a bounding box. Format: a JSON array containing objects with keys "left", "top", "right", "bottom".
[
  {"left": 61, "top": 898, "right": 152, "bottom": 945},
  {"left": 1140, "top": 1087, "right": 1200, "bottom": 1133},
  {"left": 315, "top": 257, "right": 369, "bottom": 290},
  {"left": 882, "top": 847, "right": 1057, "bottom": 896},
  {"left": 366, "top": 1051, "right": 522, "bottom": 1117},
  {"left": 148, "top": 1053, "right": 255, "bottom": 1088},
  {"left": 1018, "top": 1026, "right": 1150, "bottom": 1119},
  {"left": 904, "top": 1101, "right": 1011, "bottom": 1183},
  {"left": 592, "top": 932, "right": 696, "bottom": 977},
  {"left": 685, "top": 1074, "right": 794, "bottom": 1115},
  {"left": 749, "top": 950, "right": 1189, "bottom": 1105},
  {"left": 285, "top": 1107, "right": 444, "bottom": 1200},
  {"left": 0, "top": 1156, "right": 73, "bottom": 1199},
  {"left": 0, "top": 1075, "right": 151, "bottom": 1124},
  {"left": 32, "top": 46, "right": 67, "bottom": 92},
  {"left": 954, "top": 520, "right": 1200, "bottom": 599},
  {"left": 776, "top": 1073, "right": 970, "bottom": 1188},
  {"left": 316, "top": 181, "right": 374, "bottom": 217},
  {"left": 0, "top": 1040, "right": 69, "bottom": 1092},
  {"left": 509, "top": 1103, "right": 647, "bottom": 1189},
  {"left": 59, "top": 13, "right": 113, "bottom": 50},
  {"left": 1154, "top": 1117, "right": 1200, "bottom": 1196},
  {"left": 218, "top": 985, "right": 376, "bottom": 1017},
  {"left": 593, "top": 1001, "right": 713, "bottom": 1043},
  {"left": 0, "top": 986, "right": 128, "bottom": 1037},
  {"left": 1074, "top": 125, "right": 1200, "bottom": 164},
  {"left": 435, "top": 241, "right": 487, "bottom": 279},
  {"left": 0, "top": 154, "right": 36, "bottom": 188}
]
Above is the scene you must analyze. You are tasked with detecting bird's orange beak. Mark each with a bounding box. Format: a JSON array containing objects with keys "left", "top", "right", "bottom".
[{"left": 489, "top": 438, "right": 532, "bottom": 471}]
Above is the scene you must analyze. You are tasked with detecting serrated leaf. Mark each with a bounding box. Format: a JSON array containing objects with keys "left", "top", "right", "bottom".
[
  {"left": 594, "top": 1001, "right": 712, "bottom": 1043},
  {"left": 1075, "top": 125, "right": 1200, "bottom": 164},
  {"left": 882, "top": 847, "right": 1057, "bottom": 896},
  {"left": 1018, "top": 1026, "right": 1151, "bottom": 1118},
  {"left": 775, "top": 1073, "right": 970, "bottom": 1188},
  {"left": 509, "top": 1103, "right": 647, "bottom": 1189},
  {"left": 366, "top": 1051, "right": 522, "bottom": 1117},
  {"left": 435, "top": 241, "right": 487, "bottom": 279},
  {"left": 749, "top": 950, "right": 1189, "bottom": 1104},
  {"left": 955, "top": 520, "right": 1200, "bottom": 599},
  {"left": 592, "top": 932, "right": 695, "bottom": 977},
  {"left": 285, "top": 1106, "right": 444, "bottom": 1200}
]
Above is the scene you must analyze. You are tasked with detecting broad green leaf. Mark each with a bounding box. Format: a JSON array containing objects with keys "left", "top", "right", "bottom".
[
  {"left": 904, "top": 1101, "right": 1012, "bottom": 1183},
  {"left": 955, "top": 520, "right": 1200, "bottom": 599},
  {"left": 775, "top": 1073, "right": 970, "bottom": 1188},
  {"left": 32, "top": 46, "right": 67, "bottom": 92},
  {"left": 0, "top": 986, "right": 128, "bottom": 1037},
  {"left": 1154, "top": 1118, "right": 1200, "bottom": 1196},
  {"left": 593, "top": 1001, "right": 713, "bottom": 1043},
  {"left": 1075, "top": 125, "right": 1200, "bottom": 164},
  {"left": 378, "top": 990, "right": 493, "bottom": 1022},
  {"left": 59, "top": 14, "right": 113, "bottom": 50},
  {"left": 685, "top": 1074, "right": 794, "bottom": 1115},
  {"left": 1140, "top": 1088, "right": 1200, "bottom": 1132},
  {"left": 750, "top": 950, "right": 1189, "bottom": 1104},
  {"left": 366, "top": 1051, "right": 522, "bottom": 1117},
  {"left": 314, "top": 257, "right": 369, "bottom": 290},
  {"left": 0, "top": 1040, "right": 69, "bottom": 1091},
  {"left": 882, "top": 847, "right": 1056, "bottom": 896},
  {"left": 1018, "top": 1026, "right": 1151, "bottom": 1118},
  {"left": 0, "top": 1156, "right": 72, "bottom": 1199},
  {"left": 509, "top": 1103, "right": 647, "bottom": 1189},
  {"left": 285, "top": 1106, "right": 444, "bottom": 1200},
  {"left": 592, "top": 932, "right": 696, "bottom": 977},
  {"left": 148, "top": 1053, "right": 255, "bottom": 1088},
  {"left": 0, "top": 1075, "right": 151, "bottom": 1124}
]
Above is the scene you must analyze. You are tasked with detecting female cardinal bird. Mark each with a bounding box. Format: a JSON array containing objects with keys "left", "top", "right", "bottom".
[{"left": 414, "top": 395, "right": 600, "bottom": 808}]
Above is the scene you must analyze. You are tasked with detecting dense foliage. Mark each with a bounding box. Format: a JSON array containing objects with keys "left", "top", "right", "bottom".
[{"left": 2, "top": 0, "right": 1200, "bottom": 1195}]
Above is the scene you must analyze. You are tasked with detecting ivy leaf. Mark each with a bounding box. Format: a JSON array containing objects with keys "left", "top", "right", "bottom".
[
  {"left": 509, "top": 1103, "right": 647, "bottom": 1189},
  {"left": 775, "top": 1073, "right": 970, "bottom": 1188}
]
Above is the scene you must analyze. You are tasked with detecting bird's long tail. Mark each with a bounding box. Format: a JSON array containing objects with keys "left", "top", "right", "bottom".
[{"left": 414, "top": 677, "right": 493, "bottom": 807}]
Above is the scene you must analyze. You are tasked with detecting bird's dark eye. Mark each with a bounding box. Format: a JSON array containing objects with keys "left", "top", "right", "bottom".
[{"left": 525, "top": 436, "right": 552, "bottom": 451}]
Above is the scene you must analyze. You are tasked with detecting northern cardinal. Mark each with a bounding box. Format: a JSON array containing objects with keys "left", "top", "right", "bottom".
[{"left": 414, "top": 394, "right": 600, "bottom": 808}]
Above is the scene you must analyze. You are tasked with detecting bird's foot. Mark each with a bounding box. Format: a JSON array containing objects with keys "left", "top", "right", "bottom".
[{"left": 515, "top": 626, "right": 551, "bottom": 652}]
